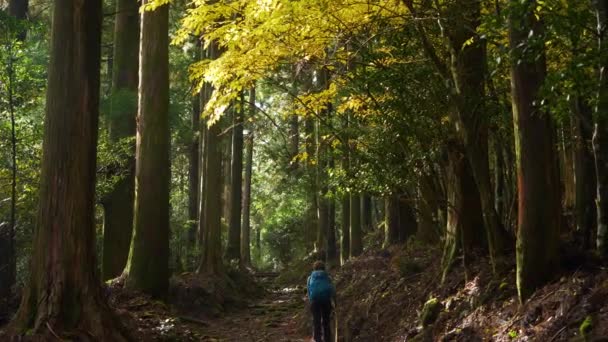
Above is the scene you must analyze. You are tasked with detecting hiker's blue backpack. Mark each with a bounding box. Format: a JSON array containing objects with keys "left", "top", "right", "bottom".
[{"left": 307, "top": 270, "right": 335, "bottom": 302}]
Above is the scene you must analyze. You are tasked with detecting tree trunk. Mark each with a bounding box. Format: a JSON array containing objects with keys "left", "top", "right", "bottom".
[
  {"left": 8, "top": 0, "right": 27, "bottom": 40},
  {"left": 361, "top": 194, "right": 372, "bottom": 232},
  {"left": 188, "top": 41, "right": 202, "bottom": 247},
  {"left": 340, "top": 194, "right": 351, "bottom": 264},
  {"left": 315, "top": 67, "right": 332, "bottom": 257},
  {"left": 288, "top": 113, "right": 299, "bottom": 171},
  {"left": 241, "top": 134, "right": 254, "bottom": 267},
  {"left": 241, "top": 87, "right": 255, "bottom": 267},
  {"left": 350, "top": 193, "right": 363, "bottom": 257},
  {"left": 327, "top": 194, "right": 338, "bottom": 268},
  {"left": 573, "top": 98, "right": 596, "bottom": 249},
  {"left": 594, "top": 0, "right": 608, "bottom": 257},
  {"left": 493, "top": 135, "right": 505, "bottom": 220},
  {"left": 509, "top": 1, "right": 561, "bottom": 301},
  {"left": 305, "top": 116, "right": 318, "bottom": 250},
  {"left": 398, "top": 197, "right": 417, "bottom": 243},
  {"left": 441, "top": 143, "right": 485, "bottom": 282},
  {"left": 123, "top": 1, "right": 170, "bottom": 299},
  {"left": 198, "top": 41, "right": 224, "bottom": 274},
  {"left": 445, "top": 0, "right": 510, "bottom": 269},
  {"left": 199, "top": 119, "right": 224, "bottom": 275},
  {"left": 102, "top": 0, "right": 139, "bottom": 281},
  {"left": 188, "top": 94, "right": 200, "bottom": 245},
  {"left": 560, "top": 125, "right": 576, "bottom": 211},
  {"left": 340, "top": 114, "right": 351, "bottom": 263},
  {"left": 384, "top": 195, "right": 400, "bottom": 248},
  {"left": 197, "top": 46, "right": 212, "bottom": 246},
  {"left": 6, "top": 0, "right": 129, "bottom": 338},
  {"left": 417, "top": 175, "right": 441, "bottom": 244},
  {"left": 226, "top": 94, "right": 244, "bottom": 262},
  {"left": 316, "top": 124, "right": 329, "bottom": 257}
]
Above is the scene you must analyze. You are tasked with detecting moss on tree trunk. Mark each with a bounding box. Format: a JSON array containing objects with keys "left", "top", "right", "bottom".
[
  {"left": 101, "top": 0, "right": 139, "bottom": 281},
  {"left": 509, "top": 1, "right": 561, "bottom": 301},
  {"left": 123, "top": 1, "right": 170, "bottom": 299}
]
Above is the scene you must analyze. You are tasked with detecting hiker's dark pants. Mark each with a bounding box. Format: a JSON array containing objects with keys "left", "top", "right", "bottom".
[{"left": 311, "top": 299, "right": 332, "bottom": 342}]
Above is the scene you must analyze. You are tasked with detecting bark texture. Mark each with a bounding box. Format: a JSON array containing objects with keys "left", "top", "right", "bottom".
[
  {"left": 226, "top": 95, "right": 244, "bottom": 262},
  {"left": 188, "top": 80, "right": 200, "bottom": 246},
  {"left": 7, "top": 0, "right": 128, "bottom": 338},
  {"left": 327, "top": 195, "right": 338, "bottom": 268},
  {"left": 384, "top": 195, "right": 400, "bottom": 248},
  {"left": 198, "top": 42, "right": 224, "bottom": 274},
  {"left": 350, "top": 193, "right": 363, "bottom": 257},
  {"left": 441, "top": 144, "right": 485, "bottom": 283},
  {"left": 241, "top": 130, "right": 254, "bottom": 267},
  {"left": 102, "top": 0, "right": 139, "bottom": 281},
  {"left": 509, "top": 1, "right": 561, "bottom": 301},
  {"left": 445, "top": 0, "right": 510, "bottom": 267},
  {"left": 341, "top": 194, "right": 351, "bottom": 264},
  {"left": 198, "top": 119, "right": 224, "bottom": 275},
  {"left": 398, "top": 197, "right": 417, "bottom": 243},
  {"left": 123, "top": 1, "right": 170, "bottom": 298},
  {"left": 572, "top": 99, "right": 596, "bottom": 248}
]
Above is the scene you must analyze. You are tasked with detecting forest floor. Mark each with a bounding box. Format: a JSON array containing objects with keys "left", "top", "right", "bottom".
[
  {"left": 3, "top": 243, "right": 608, "bottom": 341},
  {"left": 108, "top": 273, "right": 311, "bottom": 341}
]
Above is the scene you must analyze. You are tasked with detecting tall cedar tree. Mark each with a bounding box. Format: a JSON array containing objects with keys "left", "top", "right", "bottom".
[
  {"left": 350, "top": 192, "right": 363, "bottom": 257},
  {"left": 197, "top": 45, "right": 212, "bottom": 246},
  {"left": 441, "top": 142, "right": 485, "bottom": 282},
  {"left": 226, "top": 95, "right": 244, "bottom": 262},
  {"left": 384, "top": 195, "right": 400, "bottom": 247},
  {"left": 188, "top": 86, "right": 200, "bottom": 245},
  {"left": 594, "top": 0, "right": 608, "bottom": 256},
  {"left": 305, "top": 114, "right": 318, "bottom": 249},
  {"left": 403, "top": 0, "right": 511, "bottom": 269},
  {"left": 444, "top": 0, "right": 510, "bottom": 265},
  {"left": 102, "top": 0, "right": 139, "bottom": 281},
  {"left": 340, "top": 115, "right": 351, "bottom": 263},
  {"left": 6, "top": 0, "right": 129, "bottom": 339},
  {"left": 509, "top": 0, "right": 561, "bottom": 301},
  {"left": 198, "top": 43, "right": 224, "bottom": 275},
  {"left": 123, "top": 1, "right": 170, "bottom": 298},
  {"left": 241, "top": 87, "right": 256, "bottom": 266}
]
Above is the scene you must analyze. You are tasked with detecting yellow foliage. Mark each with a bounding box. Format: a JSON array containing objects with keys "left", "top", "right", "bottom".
[{"left": 176, "top": 0, "right": 406, "bottom": 120}]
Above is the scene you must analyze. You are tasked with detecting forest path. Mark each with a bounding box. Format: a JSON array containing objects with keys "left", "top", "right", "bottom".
[{"left": 197, "top": 277, "right": 309, "bottom": 341}]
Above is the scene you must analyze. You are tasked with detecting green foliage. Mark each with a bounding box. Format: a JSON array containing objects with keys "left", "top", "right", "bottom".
[
  {"left": 0, "top": 13, "right": 50, "bottom": 286},
  {"left": 100, "top": 89, "right": 138, "bottom": 122}
]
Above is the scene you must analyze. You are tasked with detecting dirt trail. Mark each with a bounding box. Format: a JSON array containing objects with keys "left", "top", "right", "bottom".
[{"left": 196, "top": 278, "right": 310, "bottom": 341}]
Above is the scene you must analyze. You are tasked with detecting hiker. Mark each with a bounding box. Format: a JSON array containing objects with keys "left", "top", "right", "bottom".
[{"left": 307, "top": 261, "right": 336, "bottom": 342}]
